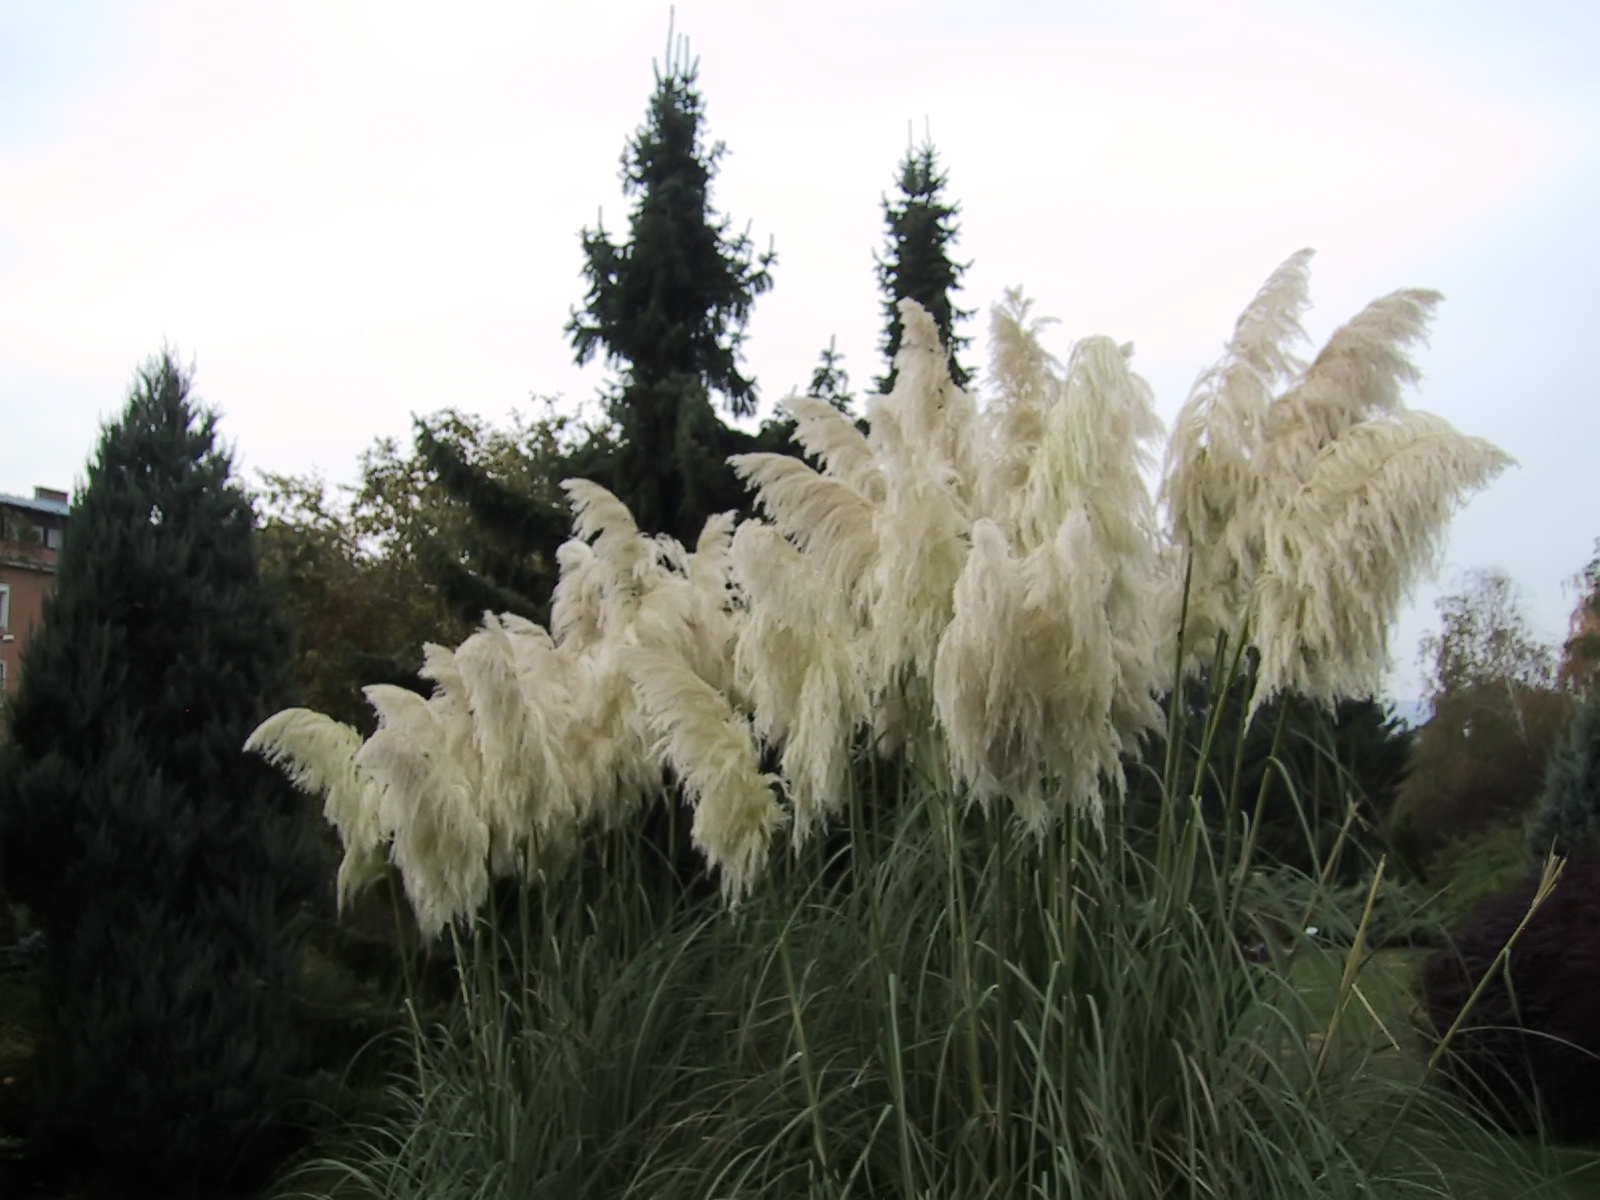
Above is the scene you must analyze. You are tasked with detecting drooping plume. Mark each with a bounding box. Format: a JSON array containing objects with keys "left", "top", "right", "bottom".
[
  {"left": 620, "top": 646, "right": 784, "bottom": 902},
  {"left": 245, "top": 708, "right": 385, "bottom": 908},
  {"left": 1252, "top": 411, "right": 1513, "bottom": 706}
]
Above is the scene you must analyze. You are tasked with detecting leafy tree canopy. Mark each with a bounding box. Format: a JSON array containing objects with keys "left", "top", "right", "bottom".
[{"left": 1393, "top": 568, "right": 1569, "bottom": 863}]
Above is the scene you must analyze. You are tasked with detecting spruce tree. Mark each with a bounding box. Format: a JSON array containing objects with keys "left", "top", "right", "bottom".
[
  {"left": 876, "top": 138, "right": 972, "bottom": 392},
  {"left": 567, "top": 33, "right": 775, "bottom": 544},
  {"left": 1531, "top": 689, "right": 1600, "bottom": 856},
  {"left": 0, "top": 354, "right": 319, "bottom": 1196},
  {"left": 808, "top": 336, "right": 854, "bottom": 414}
]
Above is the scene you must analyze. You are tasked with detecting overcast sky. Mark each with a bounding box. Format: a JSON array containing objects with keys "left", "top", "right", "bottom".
[{"left": 3, "top": 0, "right": 1596, "bottom": 701}]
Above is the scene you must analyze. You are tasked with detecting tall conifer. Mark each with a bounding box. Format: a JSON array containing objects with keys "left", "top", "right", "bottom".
[
  {"left": 567, "top": 32, "right": 775, "bottom": 544},
  {"left": 876, "top": 138, "right": 972, "bottom": 391},
  {"left": 0, "top": 354, "right": 319, "bottom": 1196}
]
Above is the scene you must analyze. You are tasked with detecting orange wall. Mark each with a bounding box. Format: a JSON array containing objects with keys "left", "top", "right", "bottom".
[{"left": 0, "top": 559, "right": 56, "bottom": 698}]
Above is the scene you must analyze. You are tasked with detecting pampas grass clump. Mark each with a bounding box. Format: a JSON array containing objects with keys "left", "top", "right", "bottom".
[
  {"left": 253, "top": 253, "right": 1565, "bottom": 1200},
  {"left": 252, "top": 250, "right": 1508, "bottom": 930}
]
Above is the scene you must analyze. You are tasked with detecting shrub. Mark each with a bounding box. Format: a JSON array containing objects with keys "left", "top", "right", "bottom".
[
  {"left": 1421, "top": 852, "right": 1600, "bottom": 1142},
  {"left": 1428, "top": 820, "right": 1535, "bottom": 929}
]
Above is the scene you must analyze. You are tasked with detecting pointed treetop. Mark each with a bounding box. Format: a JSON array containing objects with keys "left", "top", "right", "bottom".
[
  {"left": 566, "top": 21, "right": 774, "bottom": 419},
  {"left": 876, "top": 136, "right": 972, "bottom": 392}
]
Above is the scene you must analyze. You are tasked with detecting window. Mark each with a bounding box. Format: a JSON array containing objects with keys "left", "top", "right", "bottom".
[
  {"left": 0, "top": 583, "right": 9, "bottom": 631},
  {"left": 45, "top": 526, "right": 62, "bottom": 550}
]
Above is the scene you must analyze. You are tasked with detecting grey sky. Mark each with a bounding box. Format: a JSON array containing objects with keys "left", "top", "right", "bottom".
[{"left": 2, "top": 0, "right": 1596, "bottom": 701}]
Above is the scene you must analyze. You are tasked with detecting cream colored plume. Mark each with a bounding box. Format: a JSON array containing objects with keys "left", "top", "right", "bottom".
[
  {"left": 245, "top": 708, "right": 385, "bottom": 908},
  {"left": 1251, "top": 411, "right": 1512, "bottom": 706},
  {"left": 979, "top": 311, "right": 1168, "bottom": 757},
  {"left": 1163, "top": 249, "right": 1313, "bottom": 646},
  {"left": 619, "top": 646, "right": 784, "bottom": 901},
  {"left": 981, "top": 290, "right": 1059, "bottom": 519},
  {"left": 453, "top": 616, "right": 562, "bottom": 875},
  {"left": 1255, "top": 287, "right": 1441, "bottom": 512},
  {"left": 864, "top": 302, "right": 979, "bottom": 686},
  {"left": 1159, "top": 253, "right": 1501, "bottom": 719},
  {"left": 784, "top": 394, "right": 883, "bottom": 499},
  {"left": 730, "top": 521, "right": 866, "bottom": 841},
  {"left": 356, "top": 682, "right": 490, "bottom": 940},
  {"left": 246, "top": 257, "right": 1509, "bottom": 934},
  {"left": 730, "top": 452, "right": 879, "bottom": 621}
]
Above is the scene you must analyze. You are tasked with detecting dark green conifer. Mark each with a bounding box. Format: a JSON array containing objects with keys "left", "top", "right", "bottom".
[
  {"left": 567, "top": 32, "right": 775, "bottom": 544},
  {"left": 0, "top": 354, "right": 319, "bottom": 1196},
  {"left": 808, "top": 336, "right": 854, "bottom": 414},
  {"left": 876, "top": 138, "right": 972, "bottom": 392},
  {"left": 1530, "top": 689, "right": 1600, "bottom": 855}
]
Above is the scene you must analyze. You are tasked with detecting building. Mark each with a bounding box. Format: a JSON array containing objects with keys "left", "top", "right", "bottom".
[{"left": 0, "top": 487, "right": 69, "bottom": 700}]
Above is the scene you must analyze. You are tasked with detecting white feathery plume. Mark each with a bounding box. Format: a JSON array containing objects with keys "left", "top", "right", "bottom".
[
  {"left": 356, "top": 682, "right": 490, "bottom": 940},
  {"left": 495, "top": 612, "right": 583, "bottom": 851},
  {"left": 682, "top": 510, "right": 740, "bottom": 691},
  {"left": 934, "top": 513, "right": 1126, "bottom": 832},
  {"left": 1252, "top": 411, "right": 1513, "bottom": 707},
  {"left": 863, "top": 303, "right": 978, "bottom": 687},
  {"left": 730, "top": 452, "right": 879, "bottom": 620},
  {"left": 559, "top": 639, "right": 658, "bottom": 830},
  {"left": 631, "top": 513, "right": 739, "bottom": 692},
  {"left": 1051, "top": 337, "right": 1169, "bottom": 746},
  {"left": 1026, "top": 508, "right": 1126, "bottom": 825},
  {"left": 784, "top": 394, "right": 884, "bottom": 500},
  {"left": 1254, "top": 287, "right": 1441, "bottom": 512},
  {"left": 452, "top": 615, "right": 557, "bottom": 876},
  {"left": 620, "top": 646, "right": 784, "bottom": 901},
  {"left": 244, "top": 256, "right": 1510, "bottom": 934},
  {"left": 731, "top": 521, "right": 866, "bottom": 840},
  {"left": 563, "top": 478, "right": 647, "bottom": 574},
  {"left": 558, "top": 479, "right": 660, "bottom": 641},
  {"left": 1163, "top": 250, "right": 1313, "bottom": 646},
  {"left": 867, "top": 461, "right": 970, "bottom": 688},
  {"left": 933, "top": 520, "right": 1040, "bottom": 817},
  {"left": 245, "top": 708, "right": 386, "bottom": 908},
  {"left": 985, "top": 308, "right": 1168, "bottom": 752},
  {"left": 981, "top": 290, "right": 1059, "bottom": 523},
  {"left": 875, "top": 300, "right": 981, "bottom": 492}
]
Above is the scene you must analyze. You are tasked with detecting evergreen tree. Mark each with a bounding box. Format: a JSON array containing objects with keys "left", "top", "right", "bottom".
[
  {"left": 406, "top": 409, "right": 581, "bottom": 626},
  {"left": 567, "top": 33, "right": 775, "bottom": 544},
  {"left": 808, "top": 336, "right": 854, "bottom": 413},
  {"left": 0, "top": 355, "right": 320, "bottom": 1196},
  {"left": 1531, "top": 688, "right": 1600, "bottom": 855},
  {"left": 876, "top": 138, "right": 972, "bottom": 392}
]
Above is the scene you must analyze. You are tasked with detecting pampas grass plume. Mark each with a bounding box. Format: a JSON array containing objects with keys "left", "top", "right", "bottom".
[
  {"left": 245, "top": 708, "right": 385, "bottom": 908},
  {"left": 620, "top": 646, "right": 784, "bottom": 901}
]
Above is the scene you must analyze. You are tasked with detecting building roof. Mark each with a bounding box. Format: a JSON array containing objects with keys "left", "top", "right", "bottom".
[{"left": 0, "top": 492, "right": 70, "bottom": 519}]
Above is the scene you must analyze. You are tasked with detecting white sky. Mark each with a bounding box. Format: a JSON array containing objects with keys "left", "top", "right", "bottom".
[{"left": 2, "top": 0, "right": 1597, "bottom": 702}]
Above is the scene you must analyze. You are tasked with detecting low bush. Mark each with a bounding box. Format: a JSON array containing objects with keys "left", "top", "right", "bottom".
[{"left": 1421, "top": 852, "right": 1600, "bottom": 1143}]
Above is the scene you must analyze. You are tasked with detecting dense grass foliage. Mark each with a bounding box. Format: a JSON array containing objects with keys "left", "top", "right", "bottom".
[{"left": 277, "top": 712, "right": 1571, "bottom": 1200}]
